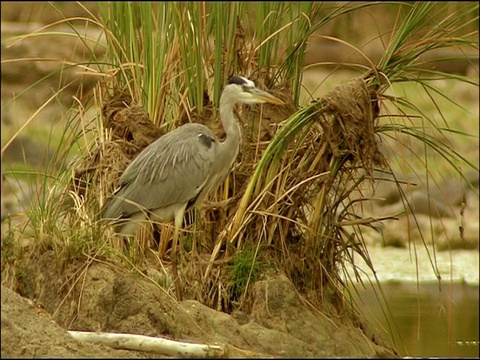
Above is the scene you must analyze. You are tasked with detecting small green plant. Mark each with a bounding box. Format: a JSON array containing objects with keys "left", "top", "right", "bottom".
[{"left": 228, "top": 244, "right": 262, "bottom": 304}]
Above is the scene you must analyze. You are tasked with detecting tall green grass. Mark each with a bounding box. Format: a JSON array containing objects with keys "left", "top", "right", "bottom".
[{"left": 96, "top": 2, "right": 324, "bottom": 121}]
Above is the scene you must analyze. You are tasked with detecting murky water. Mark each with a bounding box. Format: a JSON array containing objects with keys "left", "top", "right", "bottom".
[
  {"left": 344, "top": 248, "right": 479, "bottom": 357},
  {"left": 351, "top": 282, "right": 479, "bottom": 358}
]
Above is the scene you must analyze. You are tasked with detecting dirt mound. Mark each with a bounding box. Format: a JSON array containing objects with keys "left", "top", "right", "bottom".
[
  {"left": 1, "top": 285, "right": 149, "bottom": 358},
  {"left": 7, "top": 250, "right": 397, "bottom": 358}
]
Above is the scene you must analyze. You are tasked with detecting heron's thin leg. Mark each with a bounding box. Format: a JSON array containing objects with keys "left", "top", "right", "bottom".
[
  {"left": 172, "top": 207, "right": 186, "bottom": 300},
  {"left": 171, "top": 226, "right": 182, "bottom": 300}
]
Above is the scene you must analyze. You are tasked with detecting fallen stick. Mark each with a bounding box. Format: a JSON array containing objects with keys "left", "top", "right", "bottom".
[{"left": 68, "top": 331, "right": 225, "bottom": 358}]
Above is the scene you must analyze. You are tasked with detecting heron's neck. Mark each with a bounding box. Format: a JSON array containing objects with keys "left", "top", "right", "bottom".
[{"left": 219, "top": 96, "right": 242, "bottom": 148}]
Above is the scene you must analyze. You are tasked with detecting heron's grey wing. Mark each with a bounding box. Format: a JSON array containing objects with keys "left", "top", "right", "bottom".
[{"left": 102, "top": 124, "right": 217, "bottom": 220}]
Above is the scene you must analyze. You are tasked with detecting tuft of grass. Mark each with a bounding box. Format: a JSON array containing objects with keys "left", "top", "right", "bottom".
[
  {"left": 205, "top": 1, "right": 478, "bottom": 311},
  {"left": 227, "top": 244, "right": 262, "bottom": 305}
]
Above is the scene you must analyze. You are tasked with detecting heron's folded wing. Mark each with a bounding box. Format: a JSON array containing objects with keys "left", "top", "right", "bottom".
[{"left": 102, "top": 124, "right": 217, "bottom": 219}]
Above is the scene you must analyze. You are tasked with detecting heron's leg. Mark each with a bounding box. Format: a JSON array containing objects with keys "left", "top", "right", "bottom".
[
  {"left": 171, "top": 226, "right": 182, "bottom": 300},
  {"left": 171, "top": 206, "right": 186, "bottom": 301}
]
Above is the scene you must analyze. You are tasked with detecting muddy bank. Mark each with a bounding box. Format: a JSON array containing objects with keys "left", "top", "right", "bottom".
[{"left": 2, "top": 251, "right": 397, "bottom": 358}]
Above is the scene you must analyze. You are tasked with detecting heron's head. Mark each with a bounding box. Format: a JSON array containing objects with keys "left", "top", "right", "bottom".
[{"left": 223, "top": 76, "right": 285, "bottom": 106}]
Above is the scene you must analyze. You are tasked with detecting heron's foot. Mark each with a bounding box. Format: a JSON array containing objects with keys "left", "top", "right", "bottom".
[{"left": 201, "top": 198, "right": 234, "bottom": 211}]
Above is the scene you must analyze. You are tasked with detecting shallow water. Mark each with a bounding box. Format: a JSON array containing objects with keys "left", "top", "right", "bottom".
[
  {"left": 343, "top": 247, "right": 479, "bottom": 357},
  {"left": 351, "top": 282, "right": 479, "bottom": 358}
]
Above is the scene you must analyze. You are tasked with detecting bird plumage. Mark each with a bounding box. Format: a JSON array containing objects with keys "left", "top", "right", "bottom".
[
  {"left": 101, "top": 75, "right": 284, "bottom": 299},
  {"left": 102, "top": 123, "right": 219, "bottom": 226},
  {"left": 102, "top": 76, "right": 284, "bottom": 236}
]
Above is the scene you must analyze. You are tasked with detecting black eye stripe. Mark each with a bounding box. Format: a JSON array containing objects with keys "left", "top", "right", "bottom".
[{"left": 228, "top": 76, "right": 248, "bottom": 86}]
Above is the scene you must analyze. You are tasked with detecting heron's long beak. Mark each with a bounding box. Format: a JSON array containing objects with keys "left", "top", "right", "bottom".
[{"left": 251, "top": 88, "right": 285, "bottom": 105}]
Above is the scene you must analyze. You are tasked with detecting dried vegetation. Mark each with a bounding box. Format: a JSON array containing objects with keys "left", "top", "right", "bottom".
[{"left": 70, "top": 55, "right": 391, "bottom": 315}]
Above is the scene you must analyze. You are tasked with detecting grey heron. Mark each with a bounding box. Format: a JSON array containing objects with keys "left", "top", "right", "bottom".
[{"left": 101, "top": 75, "right": 284, "bottom": 298}]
